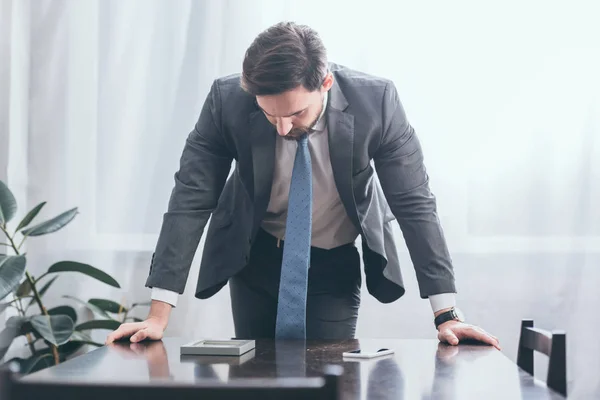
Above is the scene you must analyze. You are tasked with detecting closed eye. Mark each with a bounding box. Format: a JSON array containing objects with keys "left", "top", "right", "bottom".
[{"left": 259, "top": 106, "right": 307, "bottom": 118}]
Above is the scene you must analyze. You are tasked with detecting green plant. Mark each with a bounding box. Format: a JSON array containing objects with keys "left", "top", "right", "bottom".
[{"left": 0, "top": 180, "right": 149, "bottom": 373}]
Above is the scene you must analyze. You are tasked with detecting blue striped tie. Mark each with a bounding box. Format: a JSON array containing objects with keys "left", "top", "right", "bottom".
[{"left": 275, "top": 134, "right": 312, "bottom": 339}]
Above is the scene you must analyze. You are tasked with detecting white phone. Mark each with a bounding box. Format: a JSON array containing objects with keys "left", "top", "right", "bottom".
[{"left": 342, "top": 347, "right": 395, "bottom": 359}]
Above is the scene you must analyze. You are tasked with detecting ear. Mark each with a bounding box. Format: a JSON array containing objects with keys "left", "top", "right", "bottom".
[{"left": 321, "top": 71, "right": 334, "bottom": 92}]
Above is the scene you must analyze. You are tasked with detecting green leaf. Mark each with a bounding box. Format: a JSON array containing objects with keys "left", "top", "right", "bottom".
[
  {"left": 58, "top": 340, "right": 86, "bottom": 357},
  {"left": 126, "top": 317, "right": 144, "bottom": 322},
  {"left": 30, "top": 314, "right": 74, "bottom": 346},
  {"left": 26, "top": 275, "right": 58, "bottom": 310},
  {"left": 15, "top": 202, "right": 47, "bottom": 232},
  {"left": 63, "top": 295, "right": 110, "bottom": 319},
  {"left": 18, "top": 319, "right": 37, "bottom": 337},
  {"left": 21, "top": 207, "right": 78, "bottom": 237},
  {"left": 38, "top": 275, "right": 58, "bottom": 297},
  {"left": 0, "top": 316, "right": 24, "bottom": 359},
  {"left": 70, "top": 330, "right": 103, "bottom": 347},
  {"left": 75, "top": 319, "right": 121, "bottom": 331},
  {"left": 13, "top": 353, "right": 55, "bottom": 374},
  {"left": 0, "top": 180, "right": 17, "bottom": 225},
  {"left": 48, "top": 261, "right": 120, "bottom": 288},
  {"left": 132, "top": 301, "right": 151, "bottom": 308},
  {"left": 29, "top": 337, "right": 91, "bottom": 364},
  {"left": 15, "top": 279, "right": 32, "bottom": 297},
  {"left": 0, "top": 255, "right": 27, "bottom": 301},
  {"left": 88, "top": 298, "right": 127, "bottom": 314},
  {"left": 48, "top": 305, "right": 78, "bottom": 324},
  {"left": 69, "top": 330, "right": 92, "bottom": 341}
]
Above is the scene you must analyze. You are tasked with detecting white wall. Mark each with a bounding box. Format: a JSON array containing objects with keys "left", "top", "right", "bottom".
[
  {"left": 2, "top": 0, "right": 599, "bottom": 397},
  {"left": 0, "top": 0, "right": 11, "bottom": 186}
]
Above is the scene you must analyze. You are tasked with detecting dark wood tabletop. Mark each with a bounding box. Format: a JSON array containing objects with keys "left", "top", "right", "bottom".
[{"left": 24, "top": 337, "right": 564, "bottom": 399}]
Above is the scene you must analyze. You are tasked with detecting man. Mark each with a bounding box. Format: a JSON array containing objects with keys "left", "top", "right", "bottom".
[{"left": 106, "top": 22, "right": 500, "bottom": 348}]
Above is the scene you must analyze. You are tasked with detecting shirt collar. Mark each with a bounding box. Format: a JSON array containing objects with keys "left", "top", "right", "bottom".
[{"left": 311, "top": 91, "right": 328, "bottom": 132}]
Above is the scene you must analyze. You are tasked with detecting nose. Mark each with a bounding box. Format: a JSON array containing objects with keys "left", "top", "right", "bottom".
[{"left": 276, "top": 118, "right": 293, "bottom": 136}]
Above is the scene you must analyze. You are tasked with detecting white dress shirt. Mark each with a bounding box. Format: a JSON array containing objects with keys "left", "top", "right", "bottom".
[{"left": 152, "top": 92, "right": 456, "bottom": 314}]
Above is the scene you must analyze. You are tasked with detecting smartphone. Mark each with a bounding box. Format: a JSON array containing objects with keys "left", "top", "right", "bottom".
[{"left": 342, "top": 348, "right": 395, "bottom": 359}]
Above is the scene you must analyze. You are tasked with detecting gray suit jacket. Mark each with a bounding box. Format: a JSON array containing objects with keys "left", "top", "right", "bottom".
[{"left": 146, "top": 63, "right": 456, "bottom": 304}]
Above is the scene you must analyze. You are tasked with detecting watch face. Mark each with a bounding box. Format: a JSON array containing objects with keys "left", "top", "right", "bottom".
[{"left": 453, "top": 308, "right": 465, "bottom": 322}]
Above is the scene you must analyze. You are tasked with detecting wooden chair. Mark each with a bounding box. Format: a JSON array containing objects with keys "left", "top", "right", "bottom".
[
  {"left": 0, "top": 363, "right": 343, "bottom": 400},
  {"left": 517, "top": 319, "right": 567, "bottom": 396}
]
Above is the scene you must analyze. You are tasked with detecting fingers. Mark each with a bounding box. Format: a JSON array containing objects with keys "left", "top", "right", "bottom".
[
  {"left": 490, "top": 334, "right": 501, "bottom": 348},
  {"left": 106, "top": 318, "right": 164, "bottom": 345},
  {"left": 105, "top": 322, "right": 145, "bottom": 344},
  {"left": 130, "top": 328, "right": 149, "bottom": 343},
  {"left": 458, "top": 325, "right": 502, "bottom": 351},
  {"left": 474, "top": 327, "right": 501, "bottom": 350},
  {"left": 438, "top": 328, "right": 459, "bottom": 346},
  {"left": 438, "top": 324, "right": 502, "bottom": 351}
]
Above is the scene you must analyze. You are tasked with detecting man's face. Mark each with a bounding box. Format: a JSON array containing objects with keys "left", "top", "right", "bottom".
[{"left": 256, "top": 73, "right": 334, "bottom": 140}]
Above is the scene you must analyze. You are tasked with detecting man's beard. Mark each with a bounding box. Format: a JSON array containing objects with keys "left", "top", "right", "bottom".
[
  {"left": 283, "top": 126, "right": 311, "bottom": 140},
  {"left": 282, "top": 110, "right": 321, "bottom": 141}
]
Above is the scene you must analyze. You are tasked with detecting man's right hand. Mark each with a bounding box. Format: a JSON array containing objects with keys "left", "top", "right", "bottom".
[
  {"left": 105, "top": 300, "right": 172, "bottom": 344},
  {"left": 105, "top": 317, "right": 166, "bottom": 344}
]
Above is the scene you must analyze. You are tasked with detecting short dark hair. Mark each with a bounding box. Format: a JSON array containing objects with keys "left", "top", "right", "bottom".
[{"left": 241, "top": 22, "right": 328, "bottom": 96}]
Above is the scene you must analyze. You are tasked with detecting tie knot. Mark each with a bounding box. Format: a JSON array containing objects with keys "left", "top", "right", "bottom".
[{"left": 298, "top": 134, "right": 309, "bottom": 146}]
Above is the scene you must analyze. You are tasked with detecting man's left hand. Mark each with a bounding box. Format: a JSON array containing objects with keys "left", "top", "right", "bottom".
[{"left": 437, "top": 320, "right": 501, "bottom": 350}]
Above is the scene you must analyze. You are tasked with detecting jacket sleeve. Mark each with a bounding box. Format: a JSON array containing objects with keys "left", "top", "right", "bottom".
[
  {"left": 145, "top": 80, "right": 233, "bottom": 293},
  {"left": 373, "top": 81, "right": 456, "bottom": 298}
]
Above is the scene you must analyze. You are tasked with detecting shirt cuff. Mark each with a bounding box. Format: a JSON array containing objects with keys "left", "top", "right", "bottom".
[
  {"left": 429, "top": 293, "right": 456, "bottom": 313},
  {"left": 151, "top": 287, "right": 179, "bottom": 308}
]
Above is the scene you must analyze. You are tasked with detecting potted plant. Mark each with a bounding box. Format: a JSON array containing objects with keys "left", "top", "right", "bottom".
[{"left": 0, "top": 180, "right": 148, "bottom": 373}]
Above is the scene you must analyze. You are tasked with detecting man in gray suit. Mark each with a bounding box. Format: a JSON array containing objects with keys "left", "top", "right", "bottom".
[{"left": 107, "top": 22, "right": 499, "bottom": 348}]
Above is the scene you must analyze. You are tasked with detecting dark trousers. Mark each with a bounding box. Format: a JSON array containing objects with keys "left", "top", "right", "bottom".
[{"left": 229, "top": 229, "right": 362, "bottom": 340}]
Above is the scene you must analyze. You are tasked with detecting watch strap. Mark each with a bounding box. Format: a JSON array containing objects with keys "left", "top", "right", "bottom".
[{"left": 434, "top": 308, "right": 459, "bottom": 329}]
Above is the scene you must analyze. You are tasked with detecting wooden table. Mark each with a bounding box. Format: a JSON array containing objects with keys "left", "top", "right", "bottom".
[{"left": 25, "top": 337, "right": 564, "bottom": 399}]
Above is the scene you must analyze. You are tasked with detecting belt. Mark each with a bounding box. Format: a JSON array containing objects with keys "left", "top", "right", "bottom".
[{"left": 256, "top": 228, "right": 355, "bottom": 255}]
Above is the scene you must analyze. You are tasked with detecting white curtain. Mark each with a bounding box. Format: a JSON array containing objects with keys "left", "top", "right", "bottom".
[{"left": 2, "top": 0, "right": 599, "bottom": 397}]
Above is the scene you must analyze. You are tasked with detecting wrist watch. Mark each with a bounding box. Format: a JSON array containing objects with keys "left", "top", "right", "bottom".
[{"left": 434, "top": 307, "right": 465, "bottom": 329}]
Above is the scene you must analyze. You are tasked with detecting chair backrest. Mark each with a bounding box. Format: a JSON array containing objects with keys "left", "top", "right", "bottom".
[
  {"left": 517, "top": 319, "right": 567, "bottom": 397},
  {"left": 0, "top": 363, "right": 343, "bottom": 400}
]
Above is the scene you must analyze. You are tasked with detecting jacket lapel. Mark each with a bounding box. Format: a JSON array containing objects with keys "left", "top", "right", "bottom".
[
  {"left": 327, "top": 81, "right": 362, "bottom": 233},
  {"left": 249, "top": 109, "right": 276, "bottom": 221},
  {"left": 248, "top": 80, "right": 361, "bottom": 234}
]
